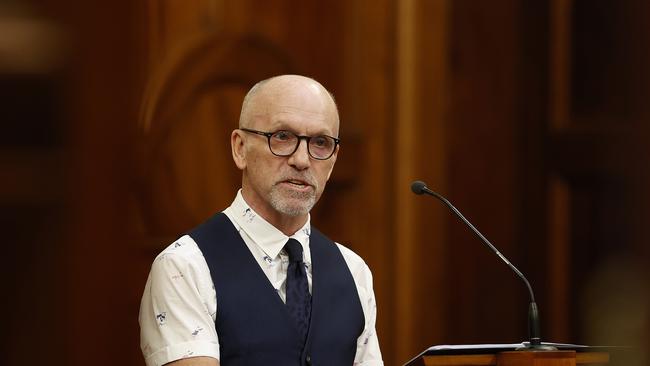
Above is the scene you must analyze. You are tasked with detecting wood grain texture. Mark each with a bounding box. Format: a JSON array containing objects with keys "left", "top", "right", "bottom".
[{"left": 5, "top": 1, "right": 647, "bottom": 365}]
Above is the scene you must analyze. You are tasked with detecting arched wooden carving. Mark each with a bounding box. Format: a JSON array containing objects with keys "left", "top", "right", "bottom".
[{"left": 135, "top": 34, "right": 293, "bottom": 239}]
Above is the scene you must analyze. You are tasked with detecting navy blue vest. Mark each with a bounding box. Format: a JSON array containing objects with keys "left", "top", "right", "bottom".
[{"left": 190, "top": 213, "right": 364, "bottom": 366}]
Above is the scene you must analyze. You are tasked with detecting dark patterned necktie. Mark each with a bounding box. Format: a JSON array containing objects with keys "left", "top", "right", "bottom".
[{"left": 284, "top": 238, "right": 312, "bottom": 347}]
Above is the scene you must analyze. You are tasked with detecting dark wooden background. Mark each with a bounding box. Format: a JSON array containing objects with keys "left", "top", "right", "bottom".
[{"left": 1, "top": 1, "right": 648, "bottom": 365}]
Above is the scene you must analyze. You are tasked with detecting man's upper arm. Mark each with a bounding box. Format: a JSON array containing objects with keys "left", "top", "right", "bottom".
[
  {"left": 139, "top": 238, "right": 220, "bottom": 366},
  {"left": 335, "top": 243, "right": 384, "bottom": 365}
]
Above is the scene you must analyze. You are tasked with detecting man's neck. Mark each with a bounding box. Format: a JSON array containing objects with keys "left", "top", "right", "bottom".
[{"left": 269, "top": 213, "right": 308, "bottom": 236}]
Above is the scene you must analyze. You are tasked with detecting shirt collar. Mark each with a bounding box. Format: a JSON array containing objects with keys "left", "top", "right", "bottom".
[{"left": 229, "top": 190, "right": 311, "bottom": 261}]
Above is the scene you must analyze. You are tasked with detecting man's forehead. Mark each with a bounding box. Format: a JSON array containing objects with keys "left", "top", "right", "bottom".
[
  {"left": 240, "top": 75, "right": 339, "bottom": 133},
  {"left": 249, "top": 108, "right": 339, "bottom": 134},
  {"left": 250, "top": 85, "right": 336, "bottom": 115}
]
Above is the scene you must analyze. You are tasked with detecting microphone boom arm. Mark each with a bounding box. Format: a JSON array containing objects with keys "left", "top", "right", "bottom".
[
  {"left": 421, "top": 187, "right": 535, "bottom": 303},
  {"left": 411, "top": 180, "right": 555, "bottom": 349}
]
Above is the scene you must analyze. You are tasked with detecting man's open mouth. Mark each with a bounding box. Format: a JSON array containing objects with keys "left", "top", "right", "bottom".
[{"left": 286, "top": 179, "right": 308, "bottom": 187}]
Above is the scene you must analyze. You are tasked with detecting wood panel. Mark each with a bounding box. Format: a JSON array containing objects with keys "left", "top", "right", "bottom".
[
  {"left": 545, "top": 1, "right": 650, "bottom": 364},
  {"left": 548, "top": 1, "right": 649, "bottom": 363},
  {"left": 5, "top": 1, "right": 647, "bottom": 366},
  {"left": 398, "top": 0, "right": 451, "bottom": 361},
  {"left": 337, "top": 0, "right": 398, "bottom": 363},
  {"left": 446, "top": 0, "right": 525, "bottom": 343}
]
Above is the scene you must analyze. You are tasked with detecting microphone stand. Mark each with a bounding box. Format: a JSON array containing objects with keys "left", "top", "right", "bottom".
[{"left": 411, "top": 181, "right": 556, "bottom": 351}]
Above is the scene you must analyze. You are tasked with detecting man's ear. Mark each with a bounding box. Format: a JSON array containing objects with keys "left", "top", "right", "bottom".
[{"left": 231, "top": 129, "right": 247, "bottom": 170}]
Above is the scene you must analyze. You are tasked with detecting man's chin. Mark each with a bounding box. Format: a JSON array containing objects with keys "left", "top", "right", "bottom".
[
  {"left": 269, "top": 186, "right": 318, "bottom": 216},
  {"left": 270, "top": 196, "right": 315, "bottom": 217},
  {"left": 280, "top": 199, "right": 315, "bottom": 216}
]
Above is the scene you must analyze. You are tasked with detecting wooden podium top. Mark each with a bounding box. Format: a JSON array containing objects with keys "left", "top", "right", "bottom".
[{"left": 414, "top": 351, "right": 610, "bottom": 366}]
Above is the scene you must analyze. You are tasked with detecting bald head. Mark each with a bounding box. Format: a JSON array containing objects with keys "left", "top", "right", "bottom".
[{"left": 238, "top": 75, "right": 339, "bottom": 134}]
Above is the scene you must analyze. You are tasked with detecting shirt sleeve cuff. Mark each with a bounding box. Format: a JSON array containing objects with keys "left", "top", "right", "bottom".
[{"left": 144, "top": 339, "right": 220, "bottom": 366}]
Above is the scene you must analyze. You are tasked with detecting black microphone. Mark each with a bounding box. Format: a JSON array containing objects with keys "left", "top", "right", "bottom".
[{"left": 411, "top": 180, "right": 556, "bottom": 350}]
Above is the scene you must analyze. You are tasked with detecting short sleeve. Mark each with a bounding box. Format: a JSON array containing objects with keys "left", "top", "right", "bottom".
[
  {"left": 139, "top": 237, "right": 220, "bottom": 366},
  {"left": 337, "top": 243, "right": 384, "bottom": 365}
]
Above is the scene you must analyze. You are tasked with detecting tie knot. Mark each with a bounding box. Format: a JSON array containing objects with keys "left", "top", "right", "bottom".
[{"left": 284, "top": 238, "right": 303, "bottom": 263}]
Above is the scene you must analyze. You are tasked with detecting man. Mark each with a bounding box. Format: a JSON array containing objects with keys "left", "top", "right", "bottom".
[{"left": 139, "top": 75, "right": 383, "bottom": 366}]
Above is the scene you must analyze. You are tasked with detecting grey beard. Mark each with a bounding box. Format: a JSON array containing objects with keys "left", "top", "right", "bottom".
[{"left": 269, "top": 185, "right": 317, "bottom": 217}]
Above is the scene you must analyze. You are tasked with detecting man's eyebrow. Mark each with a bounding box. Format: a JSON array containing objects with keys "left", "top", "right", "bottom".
[{"left": 269, "top": 123, "right": 333, "bottom": 136}]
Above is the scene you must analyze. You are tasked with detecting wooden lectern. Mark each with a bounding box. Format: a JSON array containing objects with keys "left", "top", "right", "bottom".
[{"left": 404, "top": 345, "right": 611, "bottom": 366}]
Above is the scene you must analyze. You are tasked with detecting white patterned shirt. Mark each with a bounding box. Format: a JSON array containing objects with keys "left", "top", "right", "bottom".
[{"left": 139, "top": 190, "right": 383, "bottom": 366}]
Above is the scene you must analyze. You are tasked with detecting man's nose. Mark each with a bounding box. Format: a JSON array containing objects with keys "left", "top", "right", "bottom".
[{"left": 288, "top": 139, "right": 311, "bottom": 169}]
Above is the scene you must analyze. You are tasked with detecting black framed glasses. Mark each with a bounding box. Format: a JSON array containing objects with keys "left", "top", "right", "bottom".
[{"left": 240, "top": 128, "right": 340, "bottom": 160}]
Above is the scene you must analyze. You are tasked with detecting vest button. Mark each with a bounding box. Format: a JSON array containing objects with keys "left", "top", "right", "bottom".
[{"left": 306, "top": 355, "right": 312, "bottom": 365}]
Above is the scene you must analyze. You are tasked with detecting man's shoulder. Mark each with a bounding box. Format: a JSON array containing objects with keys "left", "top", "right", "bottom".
[
  {"left": 333, "top": 241, "right": 365, "bottom": 264},
  {"left": 334, "top": 241, "right": 374, "bottom": 278},
  {"left": 158, "top": 234, "right": 201, "bottom": 256},
  {"left": 151, "top": 235, "right": 206, "bottom": 270},
  {"left": 309, "top": 227, "right": 367, "bottom": 268}
]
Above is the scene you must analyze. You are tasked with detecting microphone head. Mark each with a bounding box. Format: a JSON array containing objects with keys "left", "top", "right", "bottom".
[{"left": 411, "top": 180, "right": 428, "bottom": 195}]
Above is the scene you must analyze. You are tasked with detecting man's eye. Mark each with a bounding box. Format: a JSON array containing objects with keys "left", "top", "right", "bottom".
[
  {"left": 273, "top": 131, "right": 293, "bottom": 141},
  {"left": 312, "top": 136, "right": 328, "bottom": 147},
  {"left": 312, "top": 136, "right": 335, "bottom": 150}
]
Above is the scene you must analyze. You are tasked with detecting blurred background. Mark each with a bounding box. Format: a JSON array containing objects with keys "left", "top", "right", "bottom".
[{"left": 1, "top": 0, "right": 648, "bottom": 365}]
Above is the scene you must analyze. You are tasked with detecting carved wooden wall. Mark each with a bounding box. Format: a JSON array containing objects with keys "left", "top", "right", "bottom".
[{"left": 2, "top": 1, "right": 648, "bottom": 365}]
